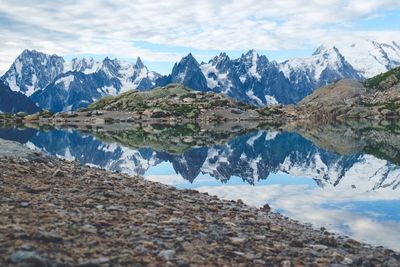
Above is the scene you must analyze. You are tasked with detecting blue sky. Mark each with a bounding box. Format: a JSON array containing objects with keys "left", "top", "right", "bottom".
[{"left": 1, "top": 0, "right": 400, "bottom": 74}]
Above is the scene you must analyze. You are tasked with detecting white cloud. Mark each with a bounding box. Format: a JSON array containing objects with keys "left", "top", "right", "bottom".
[
  {"left": 196, "top": 183, "right": 400, "bottom": 251},
  {"left": 0, "top": 0, "right": 400, "bottom": 73}
]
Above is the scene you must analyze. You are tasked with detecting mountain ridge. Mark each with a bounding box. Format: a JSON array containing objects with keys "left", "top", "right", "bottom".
[{"left": 2, "top": 39, "right": 400, "bottom": 112}]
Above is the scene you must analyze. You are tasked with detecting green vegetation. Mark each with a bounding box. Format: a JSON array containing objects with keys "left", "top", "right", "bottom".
[
  {"left": 258, "top": 106, "right": 283, "bottom": 116},
  {"left": 364, "top": 66, "right": 400, "bottom": 90},
  {"left": 89, "top": 84, "right": 193, "bottom": 111},
  {"left": 87, "top": 83, "right": 259, "bottom": 121}
]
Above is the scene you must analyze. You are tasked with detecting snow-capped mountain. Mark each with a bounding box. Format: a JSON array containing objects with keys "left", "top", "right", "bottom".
[
  {"left": 0, "top": 80, "right": 40, "bottom": 114},
  {"left": 156, "top": 48, "right": 361, "bottom": 106},
  {"left": 3, "top": 40, "right": 400, "bottom": 111},
  {"left": 233, "top": 50, "right": 292, "bottom": 104},
  {"left": 280, "top": 46, "right": 363, "bottom": 101},
  {"left": 66, "top": 57, "right": 101, "bottom": 74},
  {"left": 1, "top": 50, "right": 161, "bottom": 112},
  {"left": 32, "top": 56, "right": 162, "bottom": 112},
  {"left": 334, "top": 39, "right": 400, "bottom": 78},
  {"left": 1, "top": 50, "right": 65, "bottom": 96},
  {"left": 156, "top": 53, "right": 208, "bottom": 92}
]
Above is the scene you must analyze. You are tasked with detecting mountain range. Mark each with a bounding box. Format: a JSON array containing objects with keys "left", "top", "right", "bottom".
[
  {"left": 1, "top": 39, "right": 400, "bottom": 112},
  {"left": 1, "top": 127, "right": 398, "bottom": 192}
]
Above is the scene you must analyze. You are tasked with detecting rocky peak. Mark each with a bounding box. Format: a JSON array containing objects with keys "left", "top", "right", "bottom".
[
  {"left": 69, "top": 57, "right": 99, "bottom": 73},
  {"left": 100, "top": 57, "right": 121, "bottom": 78},
  {"left": 135, "top": 57, "right": 145, "bottom": 69},
  {"left": 210, "top": 52, "right": 233, "bottom": 72},
  {"left": 1, "top": 49, "right": 65, "bottom": 96}
]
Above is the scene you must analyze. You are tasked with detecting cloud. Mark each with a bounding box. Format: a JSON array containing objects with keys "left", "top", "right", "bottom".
[
  {"left": 196, "top": 183, "right": 400, "bottom": 251},
  {"left": 0, "top": 0, "right": 400, "bottom": 73}
]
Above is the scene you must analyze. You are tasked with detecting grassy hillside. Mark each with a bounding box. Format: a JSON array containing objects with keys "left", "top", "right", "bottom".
[{"left": 88, "top": 84, "right": 263, "bottom": 121}]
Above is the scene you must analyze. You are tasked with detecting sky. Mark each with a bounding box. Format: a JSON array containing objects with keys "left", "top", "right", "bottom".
[{"left": 1, "top": 0, "right": 400, "bottom": 74}]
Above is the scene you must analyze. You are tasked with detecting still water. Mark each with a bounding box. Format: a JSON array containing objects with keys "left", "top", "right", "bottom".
[{"left": 1, "top": 123, "right": 399, "bottom": 250}]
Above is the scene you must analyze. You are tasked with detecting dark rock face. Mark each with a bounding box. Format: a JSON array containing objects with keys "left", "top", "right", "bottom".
[
  {"left": 157, "top": 53, "right": 208, "bottom": 92},
  {"left": 0, "top": 81, "right": 40, "bottom": 114}
]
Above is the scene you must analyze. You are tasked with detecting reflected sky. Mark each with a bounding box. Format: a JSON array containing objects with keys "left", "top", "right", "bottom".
[{"left": 0, "top": 125, "right": 399, "bottom": 251}]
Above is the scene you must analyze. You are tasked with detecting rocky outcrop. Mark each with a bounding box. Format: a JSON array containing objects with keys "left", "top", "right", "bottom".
[
  {"left": 88, "top": 84, "right": 266, "bottom": 122},
  {"left": 293, "top": 67, "right": 400, "bottom": 121}
]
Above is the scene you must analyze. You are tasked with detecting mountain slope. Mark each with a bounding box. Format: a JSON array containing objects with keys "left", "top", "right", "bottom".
[
  {"left": 156, "top": 48, "right": 363, "bottom": 106},
  {"left": 1, "top": 50, "right": 65, "bottom": 96},
  {"left": 0, "top": 81, "right": 40, "bottom": 114},
  {"left": 280, "top": 46, "right": 363, "bottom": 101},
  {"left": 30, "top": 57, "right": 161, "bottom": 112},
  {"left": 294, "top": 67, "right": 400, "bottom": 120},
  {"left": 334, "top": 39, "right": 400, "bottom": 78},
  {"left": 89, "top": 83, "right": 262, "bottom": 121}
]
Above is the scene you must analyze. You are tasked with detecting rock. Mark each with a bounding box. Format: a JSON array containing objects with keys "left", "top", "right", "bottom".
[
  {"left": 52, "top": 168, "right": 66, "bottom": 177},
  {"left": 289, "top": 240, "right": 304, "bottom": 248},
  {"left": 342, "top": 257, "right": 353, "bottom": 265},
  {"left": 10, "top": 250, "right": 50, "bottom": 266},
  {"left": 81, "top": 224, "right": 98, "bottom": 234},
  {"left": 78, "top": 256, "right": 110, "bottom": 266},
  {"left": 231, "top": 108, "right": 244, "bottom": 115},
  {"left": 261, "top": 204, "right": 271, "bottom": 212},
  {"left": 157, "top": 249, "right": 176, "bottom": 260},
  {"left": 344, "top": 239, "right": 361, "bottom": 248},
  {"left": 230, "top": 237, "right": 246, "bottom": 245},
  {"left": 36, "top": 230, "right": 63, "bottom": 243},
  {"left": 19, "top": 201, "right": 31, "bottom": 208}
]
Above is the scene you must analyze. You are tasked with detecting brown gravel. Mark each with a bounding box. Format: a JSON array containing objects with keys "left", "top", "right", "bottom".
[{"left": 0, "top": 141, "right": 399, "bottom": 266}]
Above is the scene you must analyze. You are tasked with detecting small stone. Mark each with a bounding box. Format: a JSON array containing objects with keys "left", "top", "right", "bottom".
[
  {"left": 52, "top": 168, "right": 65, "bottom": 177},
  {"left": 289, "top": 240, "right": 304, "bottom": 248},
  {"left": 157, "top": 249, "right": 176, "bottom": 260},
  {"left": 36, "top": 230, "right": 63, "bottom": 243},
  {"left": 261, "top": 203, "right": 271, "bottom": 212},
  {"left": 81, "top": 224, "right": 98, "bottom": 234},
  {"left": 19, "top": 201, "right": 31, "bottom": 208},
  {"left": 281, "top": 260, "right": 291, "bottom": 267},
  {"left": 78, "top": 257, "right": 110, "bottom": 266},
  {"left": 342, "top": 257, "right": 353, "bottom": 265},
  {"left": 230, "top": 237, "right": 246, "bottom": 245},
  {"left": 344, "top": 239, "right": 361, "bottom": 248},
  {"left": 10, "top": 250, "right": 49, "bottom": 266}
]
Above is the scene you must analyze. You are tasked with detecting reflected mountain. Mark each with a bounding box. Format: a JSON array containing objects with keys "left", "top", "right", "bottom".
[{"left": 0, "top": 121, "right": 400, "bottom": 191}]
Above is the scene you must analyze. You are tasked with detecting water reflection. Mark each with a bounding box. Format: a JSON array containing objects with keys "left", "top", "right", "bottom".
[{"left": 0, "top": 122, "right": 399, "bottom": 250}]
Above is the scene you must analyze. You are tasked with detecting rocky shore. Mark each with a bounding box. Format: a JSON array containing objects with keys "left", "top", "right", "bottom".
[{"left": 1, "top": 139, "right": 400, "bottom": 266}]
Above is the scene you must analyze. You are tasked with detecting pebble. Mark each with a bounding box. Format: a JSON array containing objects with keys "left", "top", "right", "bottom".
[{"left": 0, "top": 155, "right": 399, "bottom": 266}]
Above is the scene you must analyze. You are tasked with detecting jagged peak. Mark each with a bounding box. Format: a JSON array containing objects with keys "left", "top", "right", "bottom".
[
  {"left": 18, "top": 49, "right": 61, "bottom": 60},
  {"left": 312, "top": 45, "right": 328, "bottom": 56},
  {"left": 135, "top": 57, "right": 145, "bottom": 69},
  {"left": 210, "top": 52, "right": 231, "bottom": 65},
  {"left": 178, "top": 53, "right": 199, "bottom": 67},
  {"left": 312, "top": 45, "right": 343, "bottom": 58}
]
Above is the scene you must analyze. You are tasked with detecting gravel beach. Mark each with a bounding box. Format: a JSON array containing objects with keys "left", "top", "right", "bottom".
[{"left": 0, "top": 139, "right": 399, "bottom": 266}]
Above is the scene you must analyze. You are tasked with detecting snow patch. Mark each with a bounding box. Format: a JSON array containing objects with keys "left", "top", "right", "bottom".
[{"left": 56, "top": 75, "right": 75, "bottom": 90}]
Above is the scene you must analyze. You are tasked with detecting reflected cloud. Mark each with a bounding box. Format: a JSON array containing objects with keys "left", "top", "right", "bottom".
[{"left": 196, "top": 181, "right": 400, "bottom": 251}]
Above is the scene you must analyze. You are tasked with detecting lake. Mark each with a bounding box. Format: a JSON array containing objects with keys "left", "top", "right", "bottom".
[{"left": 1, "top": 122, "right": 400, "bottom": 251}]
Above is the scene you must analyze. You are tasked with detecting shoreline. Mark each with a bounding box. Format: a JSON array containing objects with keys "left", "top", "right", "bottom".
[{"left": 0, "top": 139, "right": 399, "bottom": 266}]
